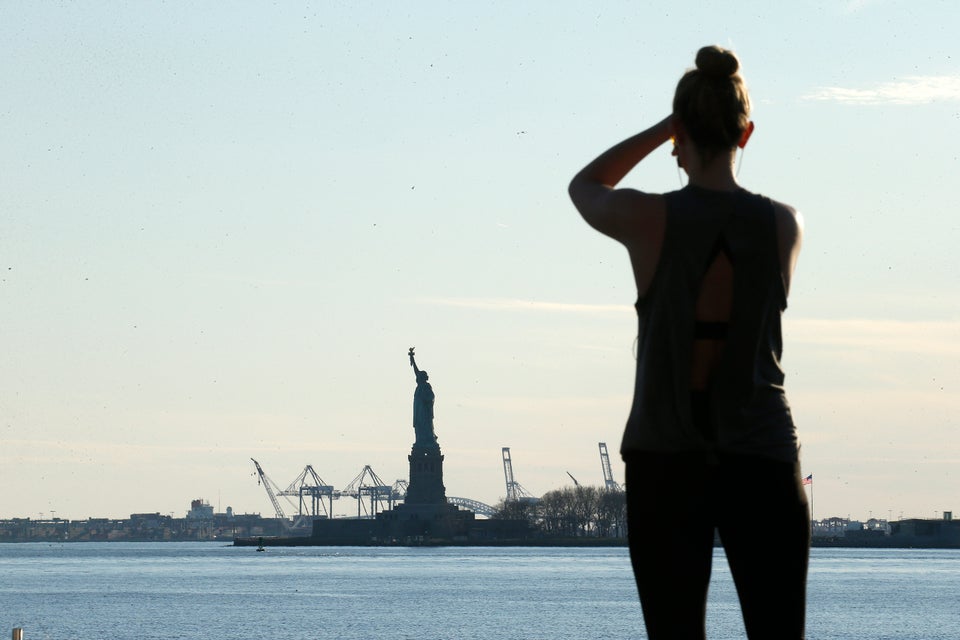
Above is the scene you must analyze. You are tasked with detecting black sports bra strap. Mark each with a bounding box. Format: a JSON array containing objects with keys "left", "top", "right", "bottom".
[{"left": 694, "top": 320, "right": 729, "bottom": 340}]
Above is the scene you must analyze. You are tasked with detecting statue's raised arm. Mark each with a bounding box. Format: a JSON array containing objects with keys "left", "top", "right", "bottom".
[{"left": 408, "top": 347, "right": 421, "bottom": 378}]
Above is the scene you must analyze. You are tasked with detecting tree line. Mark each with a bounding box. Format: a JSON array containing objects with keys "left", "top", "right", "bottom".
[{"left": 492, "top": 485, "right": 626, "bottom": 538}]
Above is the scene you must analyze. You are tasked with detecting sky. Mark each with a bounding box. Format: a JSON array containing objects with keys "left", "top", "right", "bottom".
[{"left": 1, "top": 1, "right": 958, "bottom": 523}]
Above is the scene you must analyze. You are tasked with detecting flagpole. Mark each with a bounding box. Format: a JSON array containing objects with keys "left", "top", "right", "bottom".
[
  {"left": 802, "top": 474, "right": 814, "bottom": 527},
  {"left": 810, "top": 478, "right": 814, "bottom": 523}
]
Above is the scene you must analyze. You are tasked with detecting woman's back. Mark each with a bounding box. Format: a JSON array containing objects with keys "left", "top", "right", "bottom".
[{"left": 623, "top": 185, "right": 799, "bottom": 462}]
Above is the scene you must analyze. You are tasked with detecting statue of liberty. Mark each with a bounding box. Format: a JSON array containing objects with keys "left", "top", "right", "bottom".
[{"left": 408, "top": 348, "right": 438, "bottom": 447}]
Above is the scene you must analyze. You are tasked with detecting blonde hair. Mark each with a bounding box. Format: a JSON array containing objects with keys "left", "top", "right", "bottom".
[{"left": 673, "top": 46, "right": 751, "bottom": 162}]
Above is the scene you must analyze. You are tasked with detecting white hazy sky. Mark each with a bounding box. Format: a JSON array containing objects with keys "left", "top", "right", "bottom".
[{"left": 2, "top": 1, "right": 958, "bottom": 522}]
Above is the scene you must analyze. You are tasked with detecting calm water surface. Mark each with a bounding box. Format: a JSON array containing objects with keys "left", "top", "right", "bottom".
[{"left": 1, "top": 543, "right": 958, "bottom": 639}]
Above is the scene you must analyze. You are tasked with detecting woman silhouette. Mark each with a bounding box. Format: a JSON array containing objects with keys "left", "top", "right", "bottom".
[{"left": 569, "top": 46, "right": 809, "bottom": 639}]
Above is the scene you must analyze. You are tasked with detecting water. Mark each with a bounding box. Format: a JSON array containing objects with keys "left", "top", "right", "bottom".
[{"left": 0, "top": 543, "right": 958, "bottom": 639}]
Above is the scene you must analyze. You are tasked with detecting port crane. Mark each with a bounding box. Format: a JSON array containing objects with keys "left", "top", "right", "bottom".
[
  {"left": 249, "top": 458, "right": 312, "bottom": 530},
  {"left": 251, "top": 459, "right": 332, "bottom": 530},
  {"left": 598, "top": 442, "right": 622, "bottom": 491},
  {"left": 250, "top": 458, "right": 288, "bottom": 520},
  {"left": 253, "top": 461, "right": 402, "bottom": 521},
  {"left": 340, "top": 465, "right": 397, "bottom": 518},
  {"left": 502, "top": 447, "right": 538, "bottom": 503},
  {"left": 283, "top": 464, "right": 336, "bottom": 519},
  {"left": 252, "top": 460, "right": 498, "bottom": 521}
]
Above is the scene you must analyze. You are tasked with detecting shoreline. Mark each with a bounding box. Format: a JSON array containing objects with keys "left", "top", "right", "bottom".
[{"left": 233, "top": 535, "right": 960, "bottom": 550}]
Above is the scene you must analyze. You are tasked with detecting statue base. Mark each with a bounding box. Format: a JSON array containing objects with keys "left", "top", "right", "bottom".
[
  {"left": 368, "top": 442, "right": 473, "bottom": 541},
  {"left": 403, "top": 443, "right": 447, "bottom": 505}
]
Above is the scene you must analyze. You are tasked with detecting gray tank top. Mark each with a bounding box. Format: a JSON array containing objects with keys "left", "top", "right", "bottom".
[{"left": 621, "top": 185, "right": 798, "bottom": 463}]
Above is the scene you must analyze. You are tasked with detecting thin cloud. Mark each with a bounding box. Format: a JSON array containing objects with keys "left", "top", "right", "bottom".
[
  {"left": 786, "top": 317, "right": 960, "bottom": 356},
  {"left": 803, "top": 75, "right": 960, "bottom": 105},
  {"left": 423, "top": 301, "right": 960, "bottom": 358},
  {"left": 421, "top": 297, "right": 628, "bottom": 315}
]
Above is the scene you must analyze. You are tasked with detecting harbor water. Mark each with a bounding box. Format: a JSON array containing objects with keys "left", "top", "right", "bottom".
[{"left": 1, "top": 542, "right": 958, "bottom": 639}]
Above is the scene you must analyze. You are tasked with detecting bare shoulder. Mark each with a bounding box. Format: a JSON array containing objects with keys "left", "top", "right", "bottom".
[
  {"left": 771, "top": 199, "right": 804, "bottom": 244},
  {"left": 769, "top": 199, "right": 804, "bottom": 292}
]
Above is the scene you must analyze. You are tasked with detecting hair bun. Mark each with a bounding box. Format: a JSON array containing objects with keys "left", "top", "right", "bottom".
[{"left": 695, "top": 45, "right": 739, "bottom": 78}]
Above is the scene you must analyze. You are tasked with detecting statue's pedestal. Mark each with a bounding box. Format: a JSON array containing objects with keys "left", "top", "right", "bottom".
[
  {"left": 373, "top": 442, "right": 474, "bottom": 541},
  {"left": 404, "top": 443, "right": 446, "bottom": 505}
]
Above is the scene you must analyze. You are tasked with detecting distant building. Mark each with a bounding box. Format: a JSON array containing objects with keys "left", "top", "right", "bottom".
[
  {"left": 186, "top": 499, "right": 214, "bottom": 520},
  {"left": 888, "top": 517, "right": 960, "bottom": 547}
]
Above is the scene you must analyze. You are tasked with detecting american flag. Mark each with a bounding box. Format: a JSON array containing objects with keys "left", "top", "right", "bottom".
[{"left": 802, "top": 474, "right": 813, "bottom": 486}]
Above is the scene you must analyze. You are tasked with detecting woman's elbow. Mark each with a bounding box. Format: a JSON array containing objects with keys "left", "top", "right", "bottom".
[
  {"left": 567, "top": 173, "right": 598, "bottom": 216},
  {"left": 567, "top": 174, "right": 583, "bottom": 206}
]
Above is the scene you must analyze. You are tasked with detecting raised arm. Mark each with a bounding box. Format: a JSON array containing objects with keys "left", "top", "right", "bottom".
[
  {"left": 568, "top": 116, "right": 673, "bottom": 243},
  {"left": 408, "top": 348, "right": 421, "bottom": 378}
]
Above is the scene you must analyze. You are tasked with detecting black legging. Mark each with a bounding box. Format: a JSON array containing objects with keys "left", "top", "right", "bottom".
[{"left": 624, "top": 450, "right": 810, "bottom": 639}]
